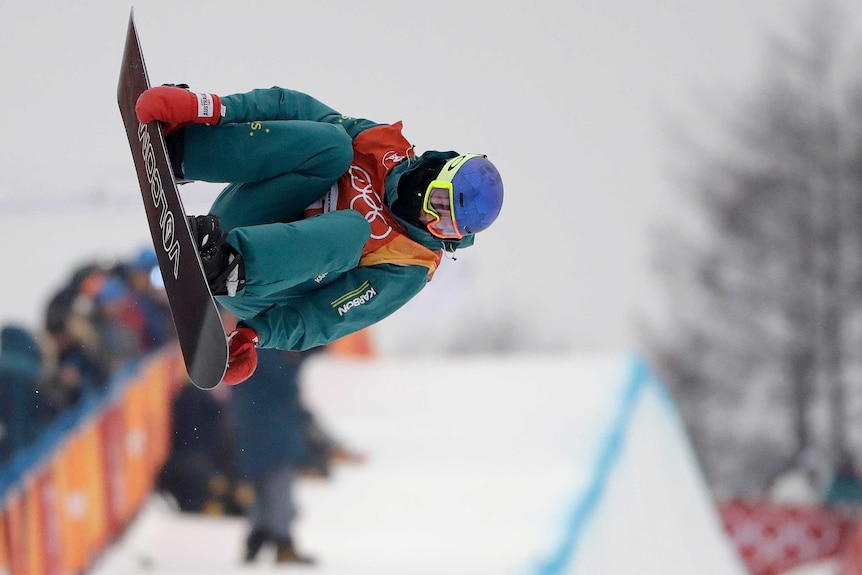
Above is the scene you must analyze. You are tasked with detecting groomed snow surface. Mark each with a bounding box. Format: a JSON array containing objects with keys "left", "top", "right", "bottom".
[{"left": 90, "top": 354, "right": 750, "bottom": 575}]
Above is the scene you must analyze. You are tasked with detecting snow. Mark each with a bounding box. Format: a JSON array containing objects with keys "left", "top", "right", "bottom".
[
  {"left": 89, "top": 354, "right": 747, "bottom": 575},
  {"left": 785, "top": 561, "right": 838, "bottom": 575}
]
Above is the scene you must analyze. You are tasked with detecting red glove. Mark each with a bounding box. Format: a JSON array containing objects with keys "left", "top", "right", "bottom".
[
  {"left": 135, "top": 85, "right": 222, "bottom": 134},
  {"left": 223, "top": 326, "right": 259, "bottom": 385}
]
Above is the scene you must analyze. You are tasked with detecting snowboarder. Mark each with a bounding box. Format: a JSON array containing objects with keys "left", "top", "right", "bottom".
[{"left": 135, "top": 85, "right": 504, "bottom": 384}]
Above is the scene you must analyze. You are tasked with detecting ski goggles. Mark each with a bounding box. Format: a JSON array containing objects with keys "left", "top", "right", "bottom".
[{"left": 422, "top": 153, "right": 485, "bottom": 239}]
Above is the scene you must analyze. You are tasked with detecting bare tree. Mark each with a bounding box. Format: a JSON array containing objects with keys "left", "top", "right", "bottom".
[{"left": 646, "top": 3, "right": 862, "bottom": 498}]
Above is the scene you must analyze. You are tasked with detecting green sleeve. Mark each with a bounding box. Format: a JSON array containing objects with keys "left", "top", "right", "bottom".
[
  {"left": 243, "top": 263, "right": 429, "bottom": 351},
  {"left": 220, "top": 87, "right": 380, "bottom": 138}
]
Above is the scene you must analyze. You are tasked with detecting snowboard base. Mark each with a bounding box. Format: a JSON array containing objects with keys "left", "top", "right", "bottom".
[{"left": 117, "top": 9, "right": 228, "bottom": 389}]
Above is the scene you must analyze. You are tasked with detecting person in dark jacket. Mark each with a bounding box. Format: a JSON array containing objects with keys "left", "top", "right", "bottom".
[
  {"left": 159, "top": 380, "right": 237, "bottom": 514},
  {"left": 229, "top": 348, "right": 316, "bottom": 565},
  {"left": 135, "top": 85, "right": 504, "bottom": 385},
  {"left": 0, "top": 325, "right": 48, "bottom": 462}
]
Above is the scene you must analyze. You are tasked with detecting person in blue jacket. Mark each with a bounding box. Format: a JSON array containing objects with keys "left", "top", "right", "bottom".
[
  {"left": 229, "top": 348, "right": 315, "bottom": 564},
  {"left": 136, "top": 85, "right": 504, "bottom": 384}
]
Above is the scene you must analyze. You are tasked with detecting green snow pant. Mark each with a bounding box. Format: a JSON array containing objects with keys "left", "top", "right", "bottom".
[
  {"left": 182, "top": 120, "right": 354, "bottom": 228},
  {"left": 178, "top": 121, "right": 371, "bottom": 318}
]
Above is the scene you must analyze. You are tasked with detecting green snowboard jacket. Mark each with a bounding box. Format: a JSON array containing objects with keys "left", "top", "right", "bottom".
[{"left": 180, "top": 87, "right": 473, "bottom": 351}]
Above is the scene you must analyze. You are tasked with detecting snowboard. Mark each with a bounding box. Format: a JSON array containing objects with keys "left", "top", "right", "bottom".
[{"left": 117, "top": 9, "right": 228, "bottom": 390}]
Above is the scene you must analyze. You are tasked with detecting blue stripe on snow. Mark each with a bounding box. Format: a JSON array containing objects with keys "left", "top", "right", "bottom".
[{"left": 535, "top": 355, "right": 650, "bottom": 575}]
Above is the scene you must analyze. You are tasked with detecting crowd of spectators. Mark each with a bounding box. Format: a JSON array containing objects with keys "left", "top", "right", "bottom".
[
  {"left": 0, "top": 247, "right": 366, "bottom": 565},
  {"left": 0, "top": 247, "right": 173, "bottom": 463}
]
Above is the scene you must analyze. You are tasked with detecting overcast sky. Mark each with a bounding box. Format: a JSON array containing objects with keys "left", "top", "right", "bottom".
[{"left": 1, "top": 0, "right": 859, "bottom": 354}]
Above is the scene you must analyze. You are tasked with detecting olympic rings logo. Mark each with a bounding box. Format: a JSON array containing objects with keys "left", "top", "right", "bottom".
[{"left": 348, "top": 165, "right": 392, "bottom": 240}]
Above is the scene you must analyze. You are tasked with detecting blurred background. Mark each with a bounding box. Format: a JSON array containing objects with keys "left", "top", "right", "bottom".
[
  {"left": 4, "top": 0, "right": 862, "bottom": 573},
  {"left": 3, "top": 0, "right": 836, "bottom": 354}
]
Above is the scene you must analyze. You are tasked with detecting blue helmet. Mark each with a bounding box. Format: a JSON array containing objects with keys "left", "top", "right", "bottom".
[
  {"left": 392, "top": 151, "right": 504, "bottom": 242},
  {"left": 447, "top": 154, "right": 504, "bottom": 236}
]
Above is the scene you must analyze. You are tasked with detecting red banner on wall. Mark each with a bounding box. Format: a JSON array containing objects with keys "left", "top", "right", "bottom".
[{"left": 720, "top": 499, "right": 857, "bottom": 575}]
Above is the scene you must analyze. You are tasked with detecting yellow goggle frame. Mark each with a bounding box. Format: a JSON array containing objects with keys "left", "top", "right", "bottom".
[{"left": 421, "top": 153, "right": 485, "bottom": 239}]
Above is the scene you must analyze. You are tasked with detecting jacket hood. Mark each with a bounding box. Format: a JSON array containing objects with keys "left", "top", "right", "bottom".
[{"left": 384, "top": 151, "right": 475, "bottom": 252}]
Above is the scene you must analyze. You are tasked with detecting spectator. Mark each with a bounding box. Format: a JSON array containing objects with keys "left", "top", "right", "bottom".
[
  {"left": 42, "top": 263, "right": 112, "bottom": 411},
  {"left": 43, "top": 262, "right": 103, "bottom": 339},
  {"left": 229, "top": 349, "right": 316, "bottom": 564},
  {"left": 93, "top": 276, "right": 147, "bottom": 368},
  {"left": 158, "top": 380, "right": 238, "bottom": 515},
  {"left": 123, "top": 248, "right": 173, "bottom": 351},
  {"left": 0, "top": 325, "right": 49, "bottom": 462}
]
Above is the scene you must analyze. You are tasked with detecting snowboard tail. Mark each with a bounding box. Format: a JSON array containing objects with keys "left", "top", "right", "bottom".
[{"left": 117, "top": 9, "right": 228, "bottom": 389}]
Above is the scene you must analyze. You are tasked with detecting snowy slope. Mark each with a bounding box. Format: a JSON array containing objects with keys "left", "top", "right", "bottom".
[{"left": 89, "top": 354, "right": 745, "bottom": 575}]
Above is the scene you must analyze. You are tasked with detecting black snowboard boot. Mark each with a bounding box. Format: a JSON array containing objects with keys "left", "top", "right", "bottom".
[{"left": 186, "top": 215, "right": 245, "bottom": 296}]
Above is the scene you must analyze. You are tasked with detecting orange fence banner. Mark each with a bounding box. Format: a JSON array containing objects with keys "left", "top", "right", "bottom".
[
  {"left": 0, "top": 504, "right": 8, "bottom": 575},
  {"left": 33, "top": 466, "right": 62, "bottom": 575},
  {"left": 24, "top": 477, "right": 45, "bottom": 575},
  {"left": 98, "top": 403, "right": 128, "bottom": 535},
  {"left": 141, "top": 360, "right": 172, "bottom": 476},
  {"left": 0, "top": 349, "right": 186, "bottom": 575},
  {"left": 52, "top": 443, "right": 86, "bottom": 575},
  {"left": 122, "top": 379, "right": 151, "bottom": 517},
  {"left": 5, "top": 491, "right": 25, "bottom": 575},
  {"left": 80, "top": 422, "right": 109, "bottom": 554}
]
